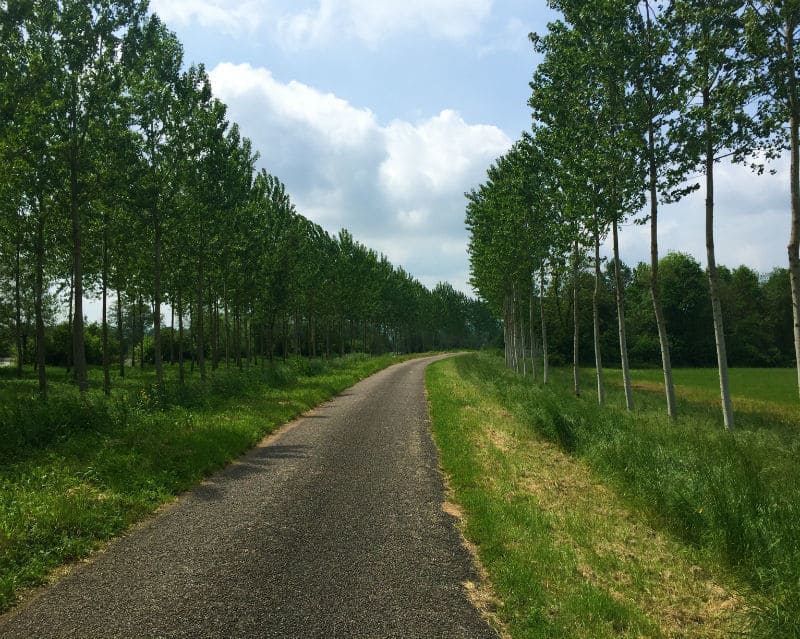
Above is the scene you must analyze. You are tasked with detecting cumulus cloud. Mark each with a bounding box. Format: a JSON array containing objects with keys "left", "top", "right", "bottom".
[
  {"left": 210, "top": 63, "right": 378, "bottom": 148},
  {"left": 150, "top": 0, "right": 264, "bottom": 34},
  {"left": 278, "top": 0, "right": 493, "bottom": 48},
  {"left": 208, "top": 62, "right": 511, "bottom": 291},
  {"left": 151, "top": 0, "right": 492, "bottom": 46},
  {"left": 381, "top": 110, "right": 510, "bottom": 202},
  {"left": 604, "top": 157, "right": 791, "bottom": 275}
]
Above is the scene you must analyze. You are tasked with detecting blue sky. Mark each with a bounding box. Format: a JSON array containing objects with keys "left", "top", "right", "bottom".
[{"left": 146, "top": 0, "right": 790, "bottom": 295}]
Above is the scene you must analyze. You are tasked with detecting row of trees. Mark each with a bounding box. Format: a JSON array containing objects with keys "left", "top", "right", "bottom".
[
  {"left": 467, "top": 0, "right": 800, "bottom": 428},
  {"left": 1, "top": 276, "right": 498, "bottom": 370},
  {"left": 0, "top": 1, "right": 497, "bottom": 399}
]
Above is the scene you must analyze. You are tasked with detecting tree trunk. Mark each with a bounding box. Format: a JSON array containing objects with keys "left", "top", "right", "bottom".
[
  {"left": 14, "top": 236, "right": 23, "bottom": 378},
  {"left": 70, "top": 149, "right": 88, "bottom": 393},
  {"left": 613, "top": 220, "right": 633, "bottom": 411},
  {"left": 648, "top": 120, "right": 677, "bottom": 418},
  {"left": 309, "top": 315, "right": 316, "bottom": 358},
  {"left": 513, "top": 291, "right": 520, "bottom": 372},
  {"left": 153, "top": 213, "right": 163, "bottom": 387},
  {"left": 785, "top": 16, "right": 800, "bottom": 400},
  {"left": 283, "top": 314, "right": 289, "bottom": 361},
  {"left": 704, "top": 92, "right": 734, "bottom": 429},
  {"left": 169, "top": 304, "right": 174, "bottom": 365},
  {"left": 131, "top": 300, "right": 137, "bottom": 369},
  {"left": 573, "top": 239, "right": 580, "bottom": 397},
  {"left": 592, "top": 229, "right": 605, "bottom": 405},
  {"left": 178, "top": 290, "right": 185, "bottom": 385},
  {"left": 196, "top": 258, "right": 206, "bottom": 381},
  {"left": 246, "top": 314, "right": 252, "bottom": 368},
  {"left": 189, "top": 301, "right": 195, "bottom": 374},
  {"left": 503, "top": 294, "right": 511, "bottom": 369},
  {"left": 139, "top": 295, "right": 144, "bottom": 371},
  {"left": 540, "top": 269, "right": 549, "bottom": 385},
  {"left": 267, "top": 313, "right": 275, "bottom": 362},
  {"left": 67, "top": 273, "right": 74, "bottom": 376},
  {"left": 102, "top": 223, "right": 110, "bottom": 396},
  {"left": 529, "top": 275, "right": 537, "bottom": 381},
  {"left": 34, "top": 215, "right": 46, "bottom": 398},
  {"left": 210, "top": 289, "right": 218, "bottom": 371},
  {"left": 117, "top": 284, "right": 125, "bottom": 377},
  {"left": 235, "top": 305, "right": 242, "bottom": 369},
  {"left": 224, "top": 283, "right": 230, "bottom": 368},
  {"left": 517, "top": 284, "right": 527, "bottom": 376}
]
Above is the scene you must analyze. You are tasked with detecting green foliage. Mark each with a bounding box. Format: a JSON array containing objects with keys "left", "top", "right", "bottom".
[{"left": 1, "top": 2, "right": 493, "bottom": 399}]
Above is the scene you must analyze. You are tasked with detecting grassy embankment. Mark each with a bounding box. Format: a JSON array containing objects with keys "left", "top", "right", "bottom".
[
  {"left": 0, "top": 353, "right": 418, "bottom": 613},
  {"left": 427, "top": 354, "right": 799, "bottom": 638}
]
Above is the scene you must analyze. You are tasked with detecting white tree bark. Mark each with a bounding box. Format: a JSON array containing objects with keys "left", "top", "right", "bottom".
[
  {"left": 612, "top": 219, "right": 634, "bottom": 411},
  {"left": 704, "top": 94, "right": 734, "bottom": 429},
  {"left": 540, "top": 269, "right": 549, "bottom": 385},
  {"left": 592, "top": 230, "right": 606, "bottom": 405}
]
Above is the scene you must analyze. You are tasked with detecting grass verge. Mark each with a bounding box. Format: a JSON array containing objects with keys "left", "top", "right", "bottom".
[
  {"left": 0, "top": 353, "right": 418, "bottom": 613},
  {"left": 427, "top": 353, "right": 799, "bottom": 638}
]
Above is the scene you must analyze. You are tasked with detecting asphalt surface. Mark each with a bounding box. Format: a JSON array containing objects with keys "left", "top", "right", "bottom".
[{"left": 0, "top": 355, "right": 497, "bottom": 639}]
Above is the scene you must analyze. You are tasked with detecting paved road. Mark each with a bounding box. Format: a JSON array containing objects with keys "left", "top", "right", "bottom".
[{"left": 0, "top": 355, "right": 497, "bottom": 639}]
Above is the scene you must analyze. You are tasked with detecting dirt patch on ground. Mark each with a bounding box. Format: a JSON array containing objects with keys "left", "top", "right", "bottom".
[{"left": 440, "top": 493, "right": 510, "bottom": 639}]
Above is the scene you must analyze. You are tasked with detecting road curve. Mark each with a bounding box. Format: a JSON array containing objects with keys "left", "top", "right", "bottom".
[{"left": 0, "top": 355, "right": 497, "bottom": 639}]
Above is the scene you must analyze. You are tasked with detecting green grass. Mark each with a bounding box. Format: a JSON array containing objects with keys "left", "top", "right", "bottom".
[
  {"left": 0, "top": 353, "right": 419, "bottom": 613},
  {"left": 427, "top": 354, "right": 800, "bottom": 638},
  {"left": 603, "top": 366, "right": 799, "bottom": 407}
]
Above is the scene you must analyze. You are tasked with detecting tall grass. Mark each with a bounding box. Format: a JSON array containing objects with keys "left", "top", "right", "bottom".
[
  {"left": 0, "top": 353, "right": 413, "bottom": 613},
  {"left": 449, "top": 354, "right": 800, "bottom": 638}
]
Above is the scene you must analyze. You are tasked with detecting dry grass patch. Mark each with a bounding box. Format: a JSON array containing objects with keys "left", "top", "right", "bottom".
[
  {"left": 515, "top": 438, "right": 746, "bottom": 637},
  {"left": 499, "top": 422, "right": 748, "bottom": 638}
]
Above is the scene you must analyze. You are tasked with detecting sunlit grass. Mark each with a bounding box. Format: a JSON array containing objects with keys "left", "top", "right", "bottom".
[
  {"left": 603, "top": 366, "right": 798, "bottom": 407},
  {"left": 427, "top": 354, "right": 800, "bottom": 638}
]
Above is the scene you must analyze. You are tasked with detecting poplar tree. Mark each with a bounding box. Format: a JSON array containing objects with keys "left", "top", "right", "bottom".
[
  {"left": 745, "top": 1, "right": 800, "bottom": 398},
  {"left": 51, "top": 0, "right": 146, "bottom": 392},
  {"left": 670, "top": 0, "right": 755, "bottom": 428}
]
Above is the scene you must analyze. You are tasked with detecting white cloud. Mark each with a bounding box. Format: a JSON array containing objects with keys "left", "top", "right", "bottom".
[
  {"left": 210, "top": 62, "right": 377, "bottom": 148},
  {"left": 208, "top": 62, "right": 511, "bottom": 293},
  {"left": 604, "top": 157, "right": 791, "bottom": 275},
  {"left": 150, "top": 0, "right": 264, "bottom": 35},
  {"left": 277, "top": 0, "right": 493, "bottom": 48},
  {"left": 151, "top": 0, "right": 492, "bottom": 46},
  {"left": 380, "top": 109, "right": 510, "bottom": 204}
]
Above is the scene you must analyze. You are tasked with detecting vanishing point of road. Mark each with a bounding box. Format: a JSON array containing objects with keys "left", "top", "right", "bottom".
[{"left": 0, "top": 355, "right": 498, "bottom": 639}]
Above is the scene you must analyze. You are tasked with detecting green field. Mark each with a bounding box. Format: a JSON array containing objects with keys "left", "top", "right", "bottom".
[
  {"left": 427, "top": 354, "right": 800, "bottom": 638},
  {"left": 603, "top": 367, "right": 799, "bottom": 407},
  {"left": 0, "top": 354, "right": 418, "bottom": 613}
]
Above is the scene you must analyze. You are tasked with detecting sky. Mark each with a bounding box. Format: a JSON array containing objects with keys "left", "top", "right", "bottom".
[{"left": 146, "top": 0, "right": 791, "bottom": 296}]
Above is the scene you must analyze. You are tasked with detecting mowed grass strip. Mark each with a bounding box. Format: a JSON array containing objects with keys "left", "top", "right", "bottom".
[
  {"left": 0, "top": 353, "right": 417, "bottom": 613},
  {"left": 427, "top": 354, "right": 758, "bottom": 639}
]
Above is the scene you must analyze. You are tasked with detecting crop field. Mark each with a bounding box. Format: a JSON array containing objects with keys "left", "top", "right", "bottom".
[{"left": 603, "top": 367, "right": 798, "bottom": 408}]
